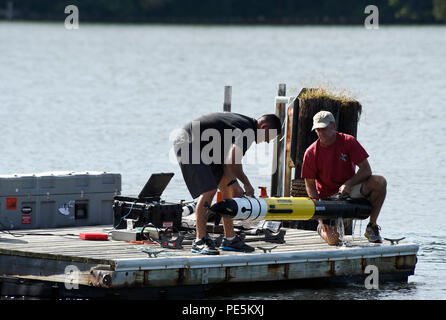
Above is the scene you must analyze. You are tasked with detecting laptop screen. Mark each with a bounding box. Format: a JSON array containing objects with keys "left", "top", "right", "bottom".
[{"left": 138, "top": 173, "right": 174, "bottom": 199}]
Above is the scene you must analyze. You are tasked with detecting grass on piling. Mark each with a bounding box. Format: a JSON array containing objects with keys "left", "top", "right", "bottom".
[{"left": 298, "top": 86, "right": 357, "bottom": 104}]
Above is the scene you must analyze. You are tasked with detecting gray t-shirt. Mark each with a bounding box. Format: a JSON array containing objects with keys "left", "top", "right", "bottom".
[{"left": 180, "top": 112, "right": 258, "bottom": 165}]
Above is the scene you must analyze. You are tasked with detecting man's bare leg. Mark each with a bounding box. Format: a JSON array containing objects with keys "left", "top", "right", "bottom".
[
  {"left": 195, "top": 189, "right": 217, "bottom": 239},
  {"left": 317, "top": 220, "right": 341, "bottom": 245},
  {"left": 361, "top": 175, "right": 387, "bottom": 225},
  {"left": 218, "top": 175, "right": 236, "bottom": 238}
]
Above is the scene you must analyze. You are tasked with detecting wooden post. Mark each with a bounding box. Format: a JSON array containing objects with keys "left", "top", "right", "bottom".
[
  {"left": 270, "top": 83, "right": 286, "bottom": 197},
  {"left": 283, "top": 103, "right": 295, "bottom": 197},
  {"left": 223, "top": 86, "right": 232, "bottom": 112},
  {"left": 289, "top": 98, "right": 300, "bottom": 173}
]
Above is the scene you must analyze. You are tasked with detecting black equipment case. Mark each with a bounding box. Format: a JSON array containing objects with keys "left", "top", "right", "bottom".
[{"left": 113, "top": 173, "right": 183, "bottom": 230}]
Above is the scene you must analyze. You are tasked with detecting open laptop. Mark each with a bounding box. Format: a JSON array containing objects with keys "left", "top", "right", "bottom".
[
  {"left": 138, "top": 172, "right": 174, "bottom": 201},
  {"left": 113, "top": 172, "right": 174, "bottom": 203}
]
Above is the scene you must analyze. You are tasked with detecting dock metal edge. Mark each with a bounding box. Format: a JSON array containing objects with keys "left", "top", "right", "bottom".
[
  {"left": 113, "top": 243, "right": 419, "bottom": 271},
  {"left": 93, "top": 243, "right": 418, "bottom": 290}
]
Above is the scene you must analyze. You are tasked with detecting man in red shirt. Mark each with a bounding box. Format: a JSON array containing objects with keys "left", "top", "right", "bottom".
[{"left": 301, "top": 111, "right": 387, "bottom": 244}]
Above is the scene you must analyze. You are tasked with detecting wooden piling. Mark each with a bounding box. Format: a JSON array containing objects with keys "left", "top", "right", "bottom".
[
  {"left": 223, "top": 86, "right": 232, "bottom": 112},
  {"left": 283, "top": 102, "right": 295, "bottom": 197},
  {"left": 270, "top": 83, "right": 286, "bottom": 197}
]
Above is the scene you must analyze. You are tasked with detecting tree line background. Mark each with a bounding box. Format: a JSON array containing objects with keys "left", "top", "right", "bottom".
[{"left": 1, "top": 0, "right": 446, "bottom": 23}]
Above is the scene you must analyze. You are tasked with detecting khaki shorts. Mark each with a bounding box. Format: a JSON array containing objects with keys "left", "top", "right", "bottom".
[
  {"left": 349, "top": 183, "right": 367, "bottom": 199},
  {"left": 328, "top": 183, "right": 366, "bottom": 200}
]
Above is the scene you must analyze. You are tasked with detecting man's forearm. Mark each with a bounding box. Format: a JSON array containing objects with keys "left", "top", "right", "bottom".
[
  {"left": 345, "top": 162, "right": 372, "bottom": 187},
  {"left": 224, "top": 145, "right": 252, "bottom": 187},
  {"left": 224, "top": 163, "right": 250, "bottom": 186},
  {"left": 304, "top": 179, "right": 319, "bottom": 199}
]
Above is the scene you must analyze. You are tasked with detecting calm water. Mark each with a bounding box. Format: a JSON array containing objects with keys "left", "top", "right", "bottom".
[{"left": 0, "top": 22, "right": 445, "bottom": 300}]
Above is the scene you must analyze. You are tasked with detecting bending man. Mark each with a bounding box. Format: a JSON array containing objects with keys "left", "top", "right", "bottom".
[{"left": 174, "top": 112, "right": 281, "bottom": 254}]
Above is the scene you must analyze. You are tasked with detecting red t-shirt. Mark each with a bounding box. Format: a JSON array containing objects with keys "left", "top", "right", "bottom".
[{"left": 301, "top": 132, "right": 369, "bottom": 199}]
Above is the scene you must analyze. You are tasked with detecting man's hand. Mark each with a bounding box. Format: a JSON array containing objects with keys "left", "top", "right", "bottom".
[
  {"left": 229, "top": 181, "right": 254, "bottom": 197},
  {"left": 244, "top": 183, "right": 255, "bottom": 197},
  {"left": 339, "top": 181, "right": 353, "bottom": 196},
  {"left": 339, "top": 159, "right": 372, "bottom": 196},
  {"left": 232, "top": 181, "right": 245, "bottom": 197}
]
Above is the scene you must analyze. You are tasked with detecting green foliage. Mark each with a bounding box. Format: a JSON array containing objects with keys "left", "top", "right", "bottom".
[
  {"left": 433, "top": 0, "right": 446, "bottom": 21},
  {"left": 387, "top": 0, "right": 435, "bottom": 22}
]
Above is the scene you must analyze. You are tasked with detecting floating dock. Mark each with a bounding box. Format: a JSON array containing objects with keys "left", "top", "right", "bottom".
[{"left": 0, "top": 225, "right": 418, "bottom": 299}]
